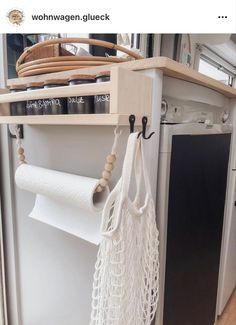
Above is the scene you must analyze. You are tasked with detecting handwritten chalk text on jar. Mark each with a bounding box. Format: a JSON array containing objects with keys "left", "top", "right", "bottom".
[
  {"left": 68, "top": 97, "right": 85, "bottom": 104},
  {"left": 26, "top": 99, "right": 62, "bottom": 109},
  {"left": 95, "top": 95, "right": 110, "bottom": 103}
]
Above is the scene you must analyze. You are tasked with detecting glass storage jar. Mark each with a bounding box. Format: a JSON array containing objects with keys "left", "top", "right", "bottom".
[
  {"left": 9, "top": 84, "right": 26, "bottom": 116},
  {"left": 68, "top": 74, "right": 95, "bottom": 114},
  {"left": 43, "top": 79, "right": 68, "bottom": 115},
  {"left": 94, "top": 71, "right": 110, "bottom": 114},
  {"left": 26, "top": 82, "right": 44, "bottom": 115}
]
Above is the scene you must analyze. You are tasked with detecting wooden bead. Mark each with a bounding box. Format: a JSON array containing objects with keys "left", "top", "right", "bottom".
[
  {"left": 102, "top": 170, "right": 111, "bottom": 180},
  {"left": 99, "top": 178, "right": 108, "bottom": 187},
  {"left": 18, "top": 154, "right": 25, "bottom": 161},
  {"left": 104, "top": 163, "right": 113, "bottom": 172},
  {"left": 96, "top": 185, "right": 104, "bottom": 193},
  {"left": 17, "top": 147, "right": 24, "bottom": 154},
  {"left": 106, "top": 154, "right": 116, "bottom": 163}
]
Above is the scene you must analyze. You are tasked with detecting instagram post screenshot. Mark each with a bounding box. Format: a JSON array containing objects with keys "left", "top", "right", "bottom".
[{"left": 0, "top": 0, "right": 236, "bottom": 324}]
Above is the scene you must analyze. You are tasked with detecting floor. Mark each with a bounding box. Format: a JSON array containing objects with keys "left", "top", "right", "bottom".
[{"left": 217, "top": 289, "right": 236, "bottom": 325}]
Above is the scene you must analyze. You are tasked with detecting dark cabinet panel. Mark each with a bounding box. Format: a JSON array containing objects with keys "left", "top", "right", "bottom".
[{"left": 163, "top": 134, "right": 231, "bottom": 325}]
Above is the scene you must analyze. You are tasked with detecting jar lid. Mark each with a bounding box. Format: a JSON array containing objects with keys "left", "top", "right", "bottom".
[
  {"left": 44, "top": 79, "right": 69, "bottom": 86},
  {"left": 26, "top": 82, "right": 44, "bottom": 88},
  {"left": 69, "top": 74, "right": 96, "bottom": 81},
  {"left": 96, "top": 71, "right": 111, "bottom": 78},
  {"left": 9, "top": 84, "right": 26, "bottom": 90}
]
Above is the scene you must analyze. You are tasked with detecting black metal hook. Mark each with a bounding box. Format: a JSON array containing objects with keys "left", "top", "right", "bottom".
[
  {"left": 129, "top": 114, "right": 136, "bottom": 133},
  {"left": 138, "top": 116, "right": 155, "bottom": 140}
]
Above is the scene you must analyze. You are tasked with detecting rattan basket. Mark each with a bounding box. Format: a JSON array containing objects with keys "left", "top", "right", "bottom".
[{"left": 16, "top": 38, "right": 143, "bottom": 77}]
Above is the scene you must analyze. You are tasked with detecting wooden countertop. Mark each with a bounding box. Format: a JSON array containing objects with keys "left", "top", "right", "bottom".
[{"left": 7, "top": 57, "right": 236, "bottom": 99}]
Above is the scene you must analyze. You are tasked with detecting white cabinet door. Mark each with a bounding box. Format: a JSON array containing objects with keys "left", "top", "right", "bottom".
[
  {"left": 217, "top": 99, "right": 236, "bottom": 315},
  {"left": 217, "top": 171, "right": 236, "bottom": 314},
  {"left": 218, "top": 171, "right": 236, "bottom": 315}
]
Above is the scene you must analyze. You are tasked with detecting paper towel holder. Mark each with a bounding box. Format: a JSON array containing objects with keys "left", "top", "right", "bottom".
[{"left": 13, "top": 124, "right": 122, "bottom": 193}]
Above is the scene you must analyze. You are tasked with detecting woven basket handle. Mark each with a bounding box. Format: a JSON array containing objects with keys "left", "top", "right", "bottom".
[{"left": 16, "top": 37, "right": 143, "bottom": 68}]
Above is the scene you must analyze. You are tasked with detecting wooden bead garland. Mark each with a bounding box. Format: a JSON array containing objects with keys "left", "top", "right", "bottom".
[
  {"left": 18, "top": 154, "right": 25, "bottom": 161},
  {"left": 95, "top": 127, "right": 122, "bottom": 193},
  {"left": 15, "top": 127, "right": 27, "bottom": 165},
  {"left": 104, "top": 163, "right": 113, "bottom": 172},
  {"left": 96, "top": 185, "right": 104, "bottom": 193},
  {"left": 96, "top": 154, "right": 117, "bottom": 192},
  {"left": 102, "top": 170, "right": 111, "bottom": 179},
  {"left": 106, "top": 154, "right": 116, "bottom": 163},
  {"left": 17, "top": 147, "right": 24, "bottom": 154},
  {"left": 17, "top": 147, "right": 26, "bottom": 164}
]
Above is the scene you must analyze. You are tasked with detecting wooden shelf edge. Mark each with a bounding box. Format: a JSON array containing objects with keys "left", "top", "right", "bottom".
[
  {"left": 0, "top": 88, "right": 8, "bottom": 95},
  {"left": 0, "top": 114, "right": 147, "bottom": 126},
  {"left": 159, "top": 57, "right": 236, "bottom": 98},
  {"left": 7, "top": 57, "right": 236, "bottom": 98}
]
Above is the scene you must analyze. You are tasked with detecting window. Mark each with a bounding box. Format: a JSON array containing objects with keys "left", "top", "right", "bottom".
[
  {"left": 199, "top": 58, "right": 234, "bottom": 86},
  {"left": 7, "top": 34, "right": 59, "bottom": 78},
  {"left": 198, "top": 46, "right": 236, "bottom": 87}
]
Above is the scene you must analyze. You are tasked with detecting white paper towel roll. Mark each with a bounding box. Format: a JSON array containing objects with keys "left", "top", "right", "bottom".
[{"left": 15, "top": 164, "right": 109, "bottom": 244}]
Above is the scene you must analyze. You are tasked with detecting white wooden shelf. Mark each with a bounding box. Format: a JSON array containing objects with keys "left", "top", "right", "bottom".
[
  {"left": 2, "top": 57, "right": 234, "bottom": 126},
  {"left": 0, "top": 66, "right": 153, "bottom": 125},
  {"left": 0, "top": 114, "right": 144, "bottom": 126}
]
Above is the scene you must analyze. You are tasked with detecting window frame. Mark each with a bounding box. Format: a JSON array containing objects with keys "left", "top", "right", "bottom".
[{"left": 197, "top": 44, "right": 236, "bottom": 87}]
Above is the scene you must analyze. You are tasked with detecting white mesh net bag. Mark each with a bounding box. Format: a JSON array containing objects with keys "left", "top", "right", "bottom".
[{"left": 90, "top": 132, "right": 160, "bottom": 325}]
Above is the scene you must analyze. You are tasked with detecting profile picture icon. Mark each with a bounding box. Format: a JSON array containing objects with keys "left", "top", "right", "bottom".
[{"left": 7, "top": 9, "right": 24, "bottom": 26}]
